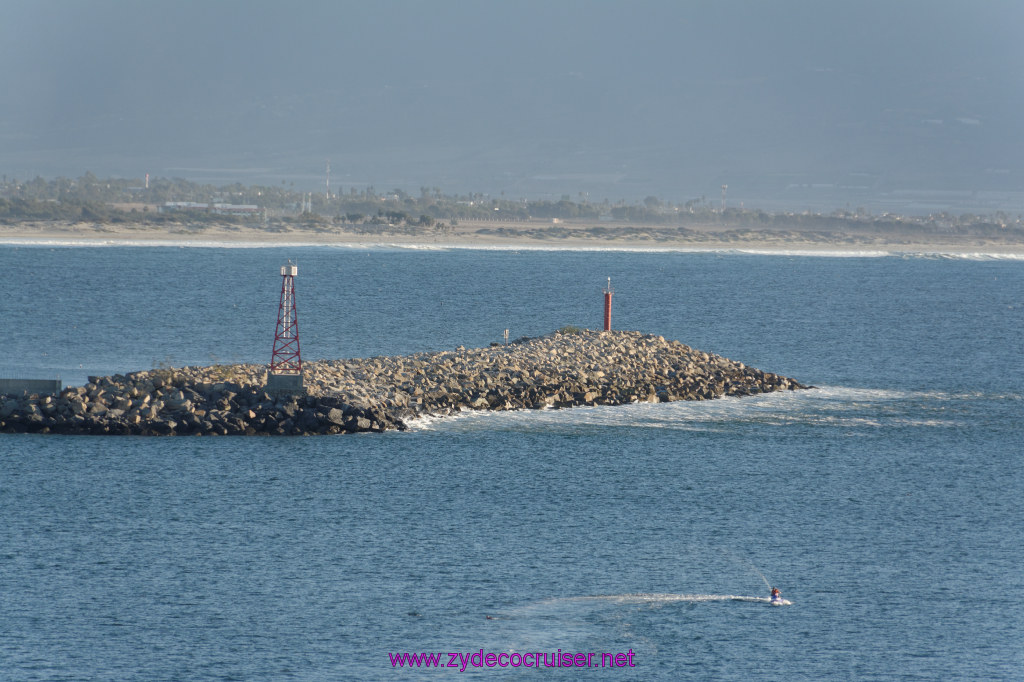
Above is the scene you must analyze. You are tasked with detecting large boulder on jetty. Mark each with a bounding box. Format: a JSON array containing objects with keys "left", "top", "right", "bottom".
[{"left": 0, "top": 329, "right": 808, "bottom": 436}]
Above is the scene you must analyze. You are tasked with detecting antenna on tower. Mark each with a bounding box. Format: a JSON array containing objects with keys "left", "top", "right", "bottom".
[
  {"left": 721, "top": 184, "right": 728, "bottom": 212},
  {"left": 326, "top": 159, "right": 331, "bottom": 199}
]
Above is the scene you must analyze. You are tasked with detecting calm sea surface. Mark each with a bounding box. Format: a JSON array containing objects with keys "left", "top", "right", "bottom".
[{"left": 1, "top": 244, "right": 1022, "bottom": 680}]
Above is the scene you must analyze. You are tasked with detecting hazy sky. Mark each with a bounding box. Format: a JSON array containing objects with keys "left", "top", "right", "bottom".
[{"left": 3, "top": 0, "right": 1023, "bottom": 208}]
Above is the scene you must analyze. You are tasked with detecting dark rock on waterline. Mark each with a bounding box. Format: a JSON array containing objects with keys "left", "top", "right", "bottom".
[{"left": 0, "top": 329, "right": 809, "bottom": 436}]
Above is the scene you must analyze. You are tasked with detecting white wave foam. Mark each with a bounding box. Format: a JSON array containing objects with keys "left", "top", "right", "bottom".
[
  {"left": 730, "top": 249, "right": 1024, "bottom": 260},
  {"left": 0, "top": 237, "right": 325, "bottom": 249},
  {"left": 569, "top": 592, "right": 774, "bottom": 604},
  {"left": 355, "top": 244, "right": 1024, "bottom": 259},
  {"left": 5, "top": 237, "right": 1021, "bottom": 259},
  {"left": 406, "top": 385, "right": 997, "bottom": 433},
  {"left": 400, "top": 413, "right": 451, "bottom": 430},
  {"left": 899, "top": 251, "right": 1024, "bottom": 261},
  {"left": 812, "top": 386, "right": 1023, "bottom": 403},
  {"left": 726, "top": 248, "right": 897, "bottom": 258},
  {"left": 0, "top": 237, "right": 467, "bottom": 250},
  {"left": 446, "top": 245, "right": 1024, "bottom": 259},
  {"left": 505, "top": 594, "right": 790, "bottom": 616}
]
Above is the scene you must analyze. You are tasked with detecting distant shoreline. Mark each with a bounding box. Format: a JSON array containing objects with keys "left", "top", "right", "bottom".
[{"left": 2, "top": 219, "right": 1023, "bottom": 255}]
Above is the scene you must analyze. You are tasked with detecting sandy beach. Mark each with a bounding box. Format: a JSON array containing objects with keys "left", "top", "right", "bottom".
[{"left": 2, "top": 219, "right": 1023, "bottom": 255}]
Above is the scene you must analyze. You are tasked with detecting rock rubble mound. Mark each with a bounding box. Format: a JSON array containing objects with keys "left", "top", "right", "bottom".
[{"left": 0, "top": 329, "right": 808, "bottom": 436}]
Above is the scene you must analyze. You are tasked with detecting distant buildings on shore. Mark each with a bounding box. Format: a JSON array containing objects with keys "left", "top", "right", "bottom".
[{"left": 159, "top": 201, "right": 261, "bottom": 216}]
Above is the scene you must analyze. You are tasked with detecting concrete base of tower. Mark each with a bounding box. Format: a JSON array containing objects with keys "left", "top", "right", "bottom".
[{"left": 266, "top": 372, "right": 305, "bottom": 396}]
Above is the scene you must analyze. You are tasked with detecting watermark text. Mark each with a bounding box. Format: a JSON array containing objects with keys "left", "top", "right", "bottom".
[{"left": 389, "top": 649, "right": 636, "bottom": 671}]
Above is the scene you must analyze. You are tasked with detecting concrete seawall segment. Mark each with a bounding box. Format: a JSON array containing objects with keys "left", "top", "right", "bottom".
[
  {"left": 0, "top": 329, "right": 808, "bottom": 436},
  {"left": 0, "top": 379, "right": 62, "bottom": 396}
]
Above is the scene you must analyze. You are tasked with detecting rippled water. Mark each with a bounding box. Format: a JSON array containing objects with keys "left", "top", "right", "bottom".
[{"left": 1, "top": 246, "right": 1021, "bottom": 680}]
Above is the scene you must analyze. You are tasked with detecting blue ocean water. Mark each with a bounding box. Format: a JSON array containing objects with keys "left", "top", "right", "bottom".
[{"left": 1, "top": 244, "right": 1022, "bottom": 680}]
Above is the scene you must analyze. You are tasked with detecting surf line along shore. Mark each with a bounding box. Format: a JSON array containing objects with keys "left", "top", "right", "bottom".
[{"left": 0, "top": 329, "right": 808, "bottom": 436}]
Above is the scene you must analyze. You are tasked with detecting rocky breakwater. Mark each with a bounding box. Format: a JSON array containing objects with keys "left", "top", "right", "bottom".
[{"left": 0, "top": 329, "right": 808, "bottom": 436}]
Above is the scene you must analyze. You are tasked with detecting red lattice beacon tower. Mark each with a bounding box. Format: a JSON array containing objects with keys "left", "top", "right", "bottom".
[
  {"left": 266, "top": 260, "right": 305, "bottom": 395},
  {"left": 603, "top": 277, "right": 613, "bottom": 331}
]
